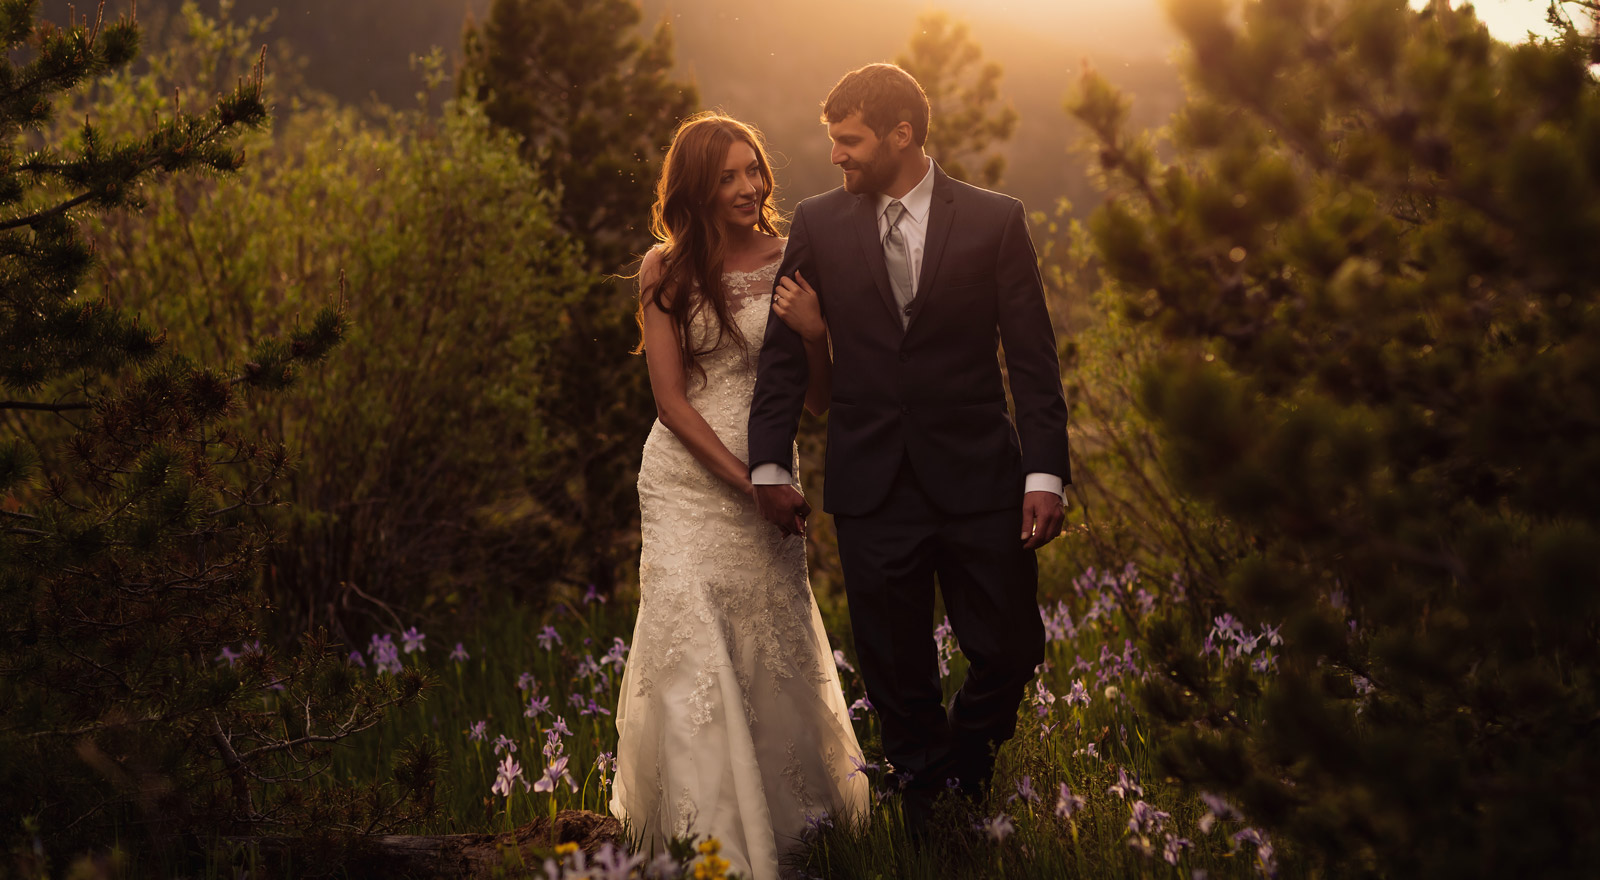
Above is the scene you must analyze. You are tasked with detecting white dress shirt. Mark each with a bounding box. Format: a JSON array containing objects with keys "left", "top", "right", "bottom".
[{"left": 752, "top": 159, "right": 1064, "bottom": 502}]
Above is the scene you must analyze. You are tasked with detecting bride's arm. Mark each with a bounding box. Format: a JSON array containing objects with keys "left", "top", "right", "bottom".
[
  {"left": 639, "top": 250, "right": 756, "bottom": 497},
  {"left": 773, "top": 271, "right": 831, "bottom": 417}
]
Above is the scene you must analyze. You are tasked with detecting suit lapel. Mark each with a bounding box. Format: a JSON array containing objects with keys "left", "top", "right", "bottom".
[
  {"left": 905, "top": 163, "right": 956, "bottom": 334},
  {"left": 852, "top": 193, "right": 902, "bottom": 329}
]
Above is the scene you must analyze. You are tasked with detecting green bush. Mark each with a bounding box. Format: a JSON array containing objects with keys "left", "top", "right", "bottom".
[
  {"left": 1, "top": 0, "right": 428, "bottom": 868},
  {"left": 1071, "top": 0, "right": 1600, "bottom": 875},
  {"left": 72, "top": 5, "right": 596, "bottom": 634}
]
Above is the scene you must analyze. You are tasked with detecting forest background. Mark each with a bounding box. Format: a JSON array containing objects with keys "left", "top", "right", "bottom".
[{"left": 5, "top": 0, "right": 1598, "bottom": 878}]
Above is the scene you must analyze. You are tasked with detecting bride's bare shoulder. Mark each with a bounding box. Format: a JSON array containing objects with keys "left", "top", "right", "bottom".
[{"left": 638, "top": 244, "right": 671, "bottom": 306}]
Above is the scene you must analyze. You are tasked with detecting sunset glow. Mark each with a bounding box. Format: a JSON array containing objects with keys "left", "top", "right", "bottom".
[{"left": 937, "top": 0, "right": 1571, "bottom": 44}]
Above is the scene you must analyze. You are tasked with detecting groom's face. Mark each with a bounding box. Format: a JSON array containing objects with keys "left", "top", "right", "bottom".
[{"left": 829, "top": 113, "right": 897, "bottom": 195}]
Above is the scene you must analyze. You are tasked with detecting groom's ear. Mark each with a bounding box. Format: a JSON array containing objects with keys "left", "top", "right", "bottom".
[{"left": 891, "top": 120, "right": 915, "bottom": 151}]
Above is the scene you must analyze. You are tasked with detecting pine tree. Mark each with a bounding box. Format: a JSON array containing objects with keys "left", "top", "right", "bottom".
[
  {"left": 0, "top": 1, "right": 428, "bottom": 863},
  {"left": 458, "top": 0, "right": 697, "bottom": 596},
  {"left": 896, "top": 11, "right": 1019, "bottom": 188},
  {"left": 1071, "top": 0, "right": 1600, "bottom": 874}
]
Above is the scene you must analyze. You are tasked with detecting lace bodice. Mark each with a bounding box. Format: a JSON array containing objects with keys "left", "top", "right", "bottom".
[{"left": 680, "top": 261, "right": 781, "bottom": 455}]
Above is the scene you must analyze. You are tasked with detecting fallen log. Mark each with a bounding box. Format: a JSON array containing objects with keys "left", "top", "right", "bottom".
[{"left": 228, "top": 809, "right": 625, "bottom": 878}]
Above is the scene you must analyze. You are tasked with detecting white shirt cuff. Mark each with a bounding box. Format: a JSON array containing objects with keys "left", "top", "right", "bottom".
[
  {"left": 1024, "top": 472, "right": 1065, "bottom": 501},
  {"left": 751, "top": 463, "right": 795, "bottom": 486}
]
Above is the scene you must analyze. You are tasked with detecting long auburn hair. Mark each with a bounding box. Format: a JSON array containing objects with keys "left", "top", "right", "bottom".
[{"left": 634, "top": 112, "right": 783, "bottom": 379}]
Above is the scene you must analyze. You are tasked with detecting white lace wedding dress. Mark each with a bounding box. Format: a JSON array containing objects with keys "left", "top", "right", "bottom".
[{"left": 612, "top": 258, "right": 868, "bottom": 880}]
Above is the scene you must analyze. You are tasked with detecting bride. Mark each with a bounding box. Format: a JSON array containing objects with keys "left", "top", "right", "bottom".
[{"left": 610, "top": 112, "right": 869, "bottom": 878}]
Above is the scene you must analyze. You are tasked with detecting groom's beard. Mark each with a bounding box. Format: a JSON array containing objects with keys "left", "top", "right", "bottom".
[{"left": 841, "top": 140, "right": 896, "bottom": 195}]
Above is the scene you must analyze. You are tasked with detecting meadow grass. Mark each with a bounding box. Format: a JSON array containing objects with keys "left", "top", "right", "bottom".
[{"left": 319, "top": 565, "right": 1289, "bottom": 879}]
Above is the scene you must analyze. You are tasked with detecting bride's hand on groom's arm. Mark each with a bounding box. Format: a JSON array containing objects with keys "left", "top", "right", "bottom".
[
  {"left": 773, "top": 272, "right": 826, "bottom": 344},
  {"left": 1020, "top": 490, "right": 1066, "bottom": 550},
  {"left": 754, "top": 484, "right": 811, "bottom": 537}
]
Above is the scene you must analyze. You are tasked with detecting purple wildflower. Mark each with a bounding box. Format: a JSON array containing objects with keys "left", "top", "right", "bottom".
[
  {"left": 575, "top": 654, "right": 604, "bottom": 679},
  {"left": 532, "top": 754, "right": 577, "bottom": 793},
  {"left": 1108, "top": 766, "right": 1144, "bottom": 800},
  {"left": 400, "top": 626, "right": 426, "bottom": 654},
  {"left": 1127, "top": 799, "right": 1171, "bottom": 835},
  {"left": 833, "top": 650, "right": 854, "bottom": 674},
  {"left": 1011, "top": 775, "right": 1039, "bottom": 805},
  {"left": 549, "top": 715, "right": 572, "bottom": 737},
  {"left": 347, "top": 649, "right": 366, "bottom": 668},
  {"left": 1032, "top": 679, "right": 1057, "bottom": 717},
  {"left": 1074, "top": 742, "right": 1101, "bottom": 760},
  {"left": 536, "top": 625, "right": 562, "bottom": 651},
  {"left": 369, "top": 633, "right": 402, "bottom": 674},
  {"left": 1212, "top": 613, "right": 1245, "bottom": 642},
  {"left": 846, "top": 754, "right": 878, "bottom": 781},
  {"left": 1233, "top": 828, "right": 1278, "bottom": 877},
  {"left": 492, "top": 734, "right": 517, "bottom": 755},
  {"left": 1198, "top": 791, "right": 1240, "bottom": 834},
  {"left": 589, "top": 843, "right": 645, "bottom": 880},
  {"left": 449, "top": 642, "right": 469, "bottom": 662},
  {"left": 1163, "top": 834, "right": 1194, "bottom": 865},
  {"left": 579, "top": 696, "right": 611, "bottom": 717},
  {"left": 582, "top": 583, "right": 606, "bottom": 604},
  {"left": 1133, "top": 587, "right": 1156, "bottom": 617},
  {"left": 491, "top": 754, "right": 525, "bottom": 797},
  {"left": 601, "top": 637, "right": 628, "bottom": 670},
  {"left": 524, "top": 694, "right": 550, "bottom": 719},
  {"left": 848, "top": 696, "right": 873, "bottom": 720},
  {"left": 983, "top": 813, "right": 1014, "bottom": 843},
  {"left": 217, "top": 645, "right": 242, "bottom": 666},
  {"left": 467, "top": 720, "right": 488, "bottom": 742},
  {"left": 1066, "top": 679, "right": 1091, "bottom": 708},
  {"left": 1056, "top": 782, "right": 1085, "bottom": 818}
]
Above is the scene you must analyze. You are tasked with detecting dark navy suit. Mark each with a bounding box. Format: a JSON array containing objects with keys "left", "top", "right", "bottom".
[{"left": 748, "top": 163, "right": 1070, "bottom": 800}]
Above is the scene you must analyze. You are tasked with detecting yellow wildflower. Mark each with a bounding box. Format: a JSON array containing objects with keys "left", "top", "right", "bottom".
[{"left": 554, "top": 842, "right": 579, "bottom": 858}]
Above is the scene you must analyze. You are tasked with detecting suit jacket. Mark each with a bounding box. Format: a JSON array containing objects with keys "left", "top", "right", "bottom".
[{"left": 748, "top": 163, "right": 1070, "bottom": 517}]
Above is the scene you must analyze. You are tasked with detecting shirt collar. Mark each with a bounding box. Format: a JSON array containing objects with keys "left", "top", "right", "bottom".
[{"left": 877, "top": 158, "right": 935, "bottom": 225}]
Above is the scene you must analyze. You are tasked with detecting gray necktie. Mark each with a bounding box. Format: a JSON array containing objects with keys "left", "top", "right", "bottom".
[{"left": 882, "top": 199, "right": 914, "bottom": 328}]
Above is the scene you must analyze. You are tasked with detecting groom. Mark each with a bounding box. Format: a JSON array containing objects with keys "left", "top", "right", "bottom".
[{"left": 748, "top": 63, "right": 1070, "bottom": 827}]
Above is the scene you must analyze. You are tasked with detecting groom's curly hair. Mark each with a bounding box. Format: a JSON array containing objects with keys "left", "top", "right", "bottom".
[{"left": 822, "top": 63, "right": 930, "bottom": 146}]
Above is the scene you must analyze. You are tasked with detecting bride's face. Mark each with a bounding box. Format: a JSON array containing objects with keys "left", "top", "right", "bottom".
[{"left": 712, "top": 140, "right": 765, "bottom": 232}]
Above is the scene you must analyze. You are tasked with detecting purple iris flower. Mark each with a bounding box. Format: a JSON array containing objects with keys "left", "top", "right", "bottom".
[
  {"left": 400, "top": 626, "right": 426, "bottom": 654},
  {"left": 449, "top": 642, "right": 469, "bottom": 662},
  {"left": 536, "top": 625, "right": 562, "bottom": 651},
  {"left": 1056, "top": 783, "right": 1085, "bottom": 817}
]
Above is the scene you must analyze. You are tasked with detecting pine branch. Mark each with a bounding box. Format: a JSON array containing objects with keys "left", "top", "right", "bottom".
[
  {"left": 0, "top": 190, "right": 97, "bottom": 231},
  {"left": 0, "top": 399, "right": 91, "bottom": 411}
]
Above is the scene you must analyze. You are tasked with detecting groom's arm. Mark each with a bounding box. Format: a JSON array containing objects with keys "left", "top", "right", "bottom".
[
  {"left": 995, "top": 200, "right": 1072, "bottom": 493},
  {"left": 748, "top": 203, "right": 817, "bottom": 487}
]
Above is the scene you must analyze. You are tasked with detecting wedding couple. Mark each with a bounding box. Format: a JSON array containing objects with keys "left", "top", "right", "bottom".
[{"left": 610, "top": 63, "right": 1071, "bottom": 879}]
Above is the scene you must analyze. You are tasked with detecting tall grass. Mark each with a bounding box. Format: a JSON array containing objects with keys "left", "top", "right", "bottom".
[{"left": 315, "top": 565, "right": 1290, "bottom": 879}]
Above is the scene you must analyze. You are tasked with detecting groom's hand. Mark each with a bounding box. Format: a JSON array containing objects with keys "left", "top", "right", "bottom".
[
  {"left": 755, "top": 484, "right": 811, "bottom": 537},
  {"left": 1020, "top": 491, "right": 1065, "bottom": 549}
]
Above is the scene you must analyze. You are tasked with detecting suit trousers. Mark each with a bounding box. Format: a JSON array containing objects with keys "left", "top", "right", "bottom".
[{"left": 833, "top": 456, "right": 1046, "bottom": 795}]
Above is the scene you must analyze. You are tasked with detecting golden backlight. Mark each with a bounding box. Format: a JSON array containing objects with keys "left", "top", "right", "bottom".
[{"left": 933, "top": 0, "right": 1566, "bottom": 44}]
